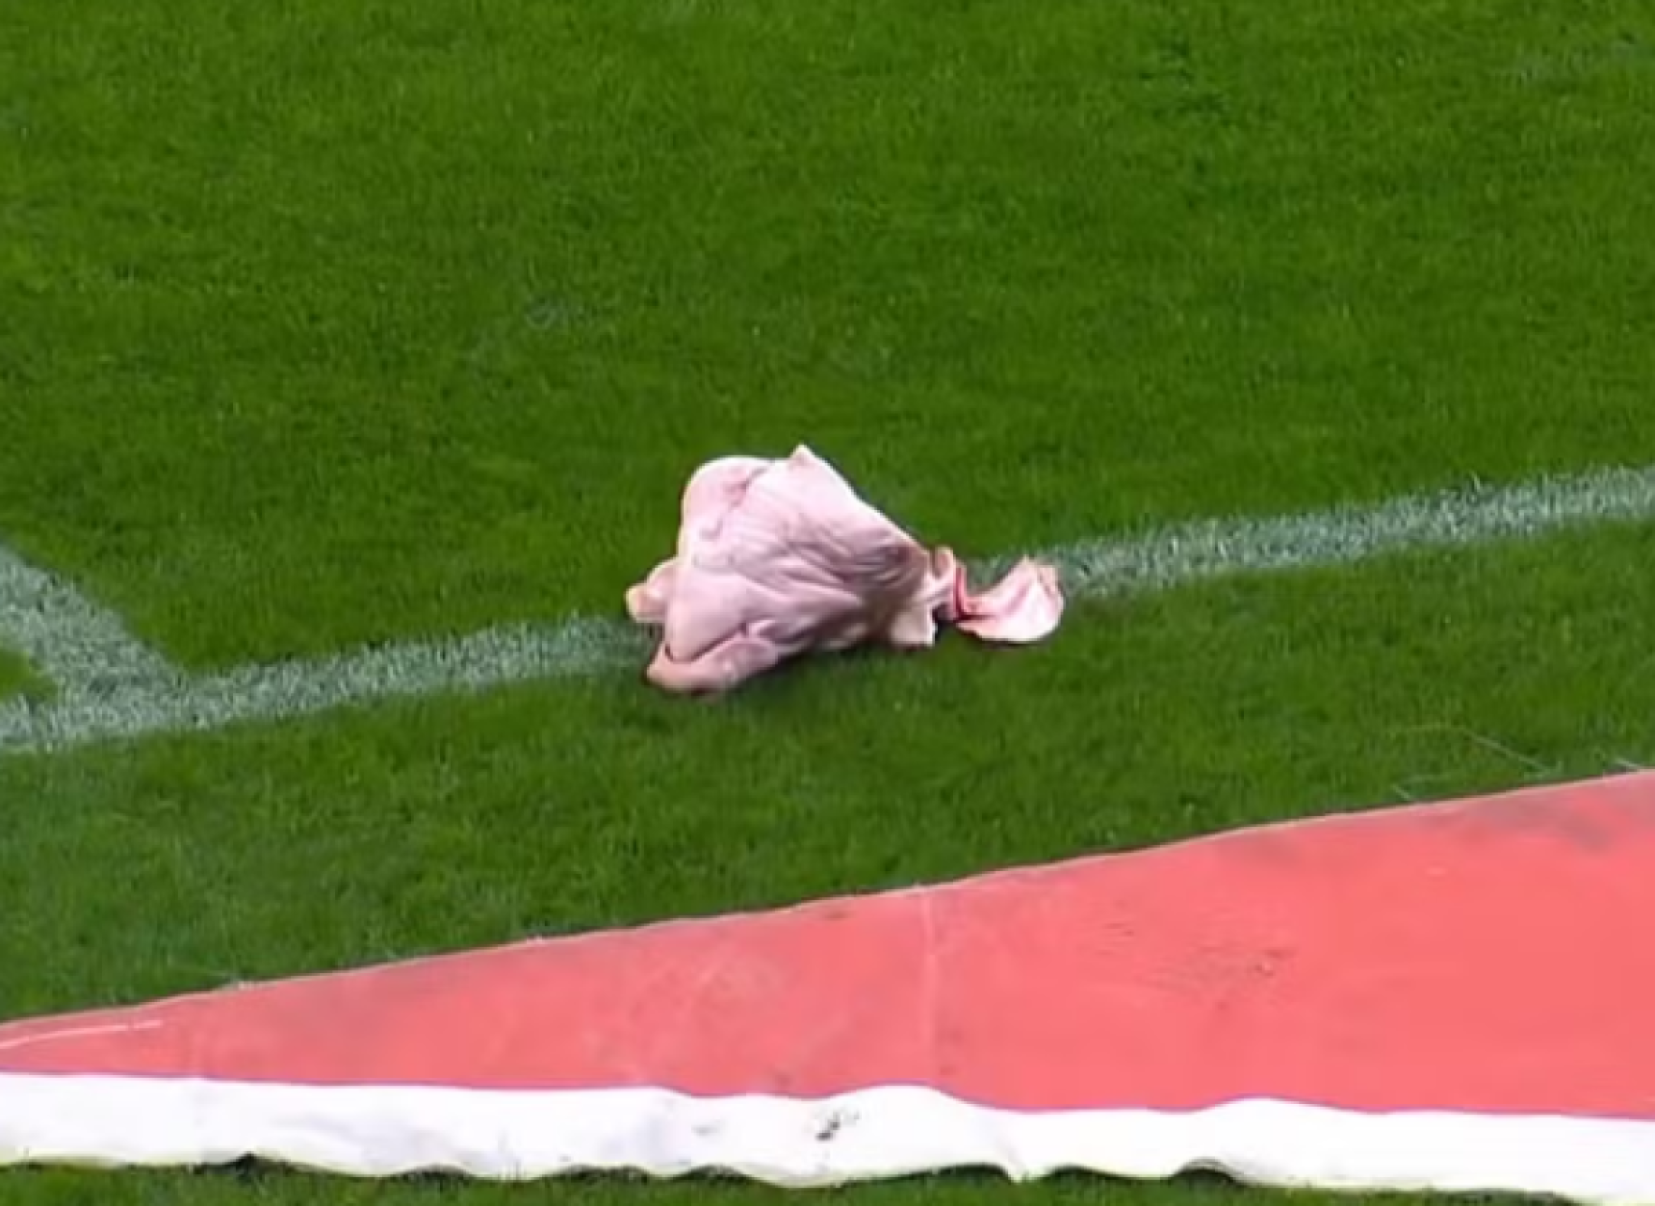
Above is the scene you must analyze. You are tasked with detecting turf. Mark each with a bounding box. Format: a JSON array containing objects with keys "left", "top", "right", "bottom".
[
  {"left": 3, "top": 0, "right": 1655, "bottom": 667},
  {"left": 0, "top": 649, "right": 46, "bottom": 702},
  {"left": 2, "top": 0, "right": 1654, "bottom": 1202},
  {"left": 0, "top": 1171, "right": 1539, "bottom": 1206}
]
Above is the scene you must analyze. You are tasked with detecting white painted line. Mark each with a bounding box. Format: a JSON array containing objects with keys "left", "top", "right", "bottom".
[
  {"left": 0, "top": 542, "right": 176, "bottom": 695},
  {"left": 1023, "top": 461, "right": 1655, "bottom": 598},
  {"left": 2, "top": 462, "right": 1654, "bottom": 758},
  {"left": 0, "top": 619, "right": 651, "bottom": 756}
]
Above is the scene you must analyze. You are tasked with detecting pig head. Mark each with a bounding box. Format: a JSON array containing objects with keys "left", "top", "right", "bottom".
[{"left": 625, "top": 445, "right": 1064, "bottom": 694}]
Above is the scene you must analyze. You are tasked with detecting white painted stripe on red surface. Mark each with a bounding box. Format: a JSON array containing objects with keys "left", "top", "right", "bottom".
[{"left": 2, "top": 1076, "right": 1653, "bottom": 1203}]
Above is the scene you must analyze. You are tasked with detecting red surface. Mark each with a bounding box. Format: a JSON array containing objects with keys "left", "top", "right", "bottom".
[{"left": 6, "top": 772, "right": 1655, "bottom": 1118}]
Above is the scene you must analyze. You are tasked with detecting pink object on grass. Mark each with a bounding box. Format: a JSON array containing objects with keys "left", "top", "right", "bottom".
[{"left": 625, "top": 445, "right": 1064, "bottom": 693}]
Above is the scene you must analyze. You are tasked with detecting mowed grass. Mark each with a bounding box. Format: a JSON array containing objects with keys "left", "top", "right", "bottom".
[
  {"left": 0, "top": 650, "right": 46, "bottom": 702},
  {"left": 4, "top": 0, "right": 1655, "bottom": 666},
  {"left": 3, "top": 0, "right": 1655, "bottom": 1203}
]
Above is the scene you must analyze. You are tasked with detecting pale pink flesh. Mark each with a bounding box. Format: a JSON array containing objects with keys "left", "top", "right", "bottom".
[{"left": 626, "top": 446, "right": 1065, "bottom": 693}]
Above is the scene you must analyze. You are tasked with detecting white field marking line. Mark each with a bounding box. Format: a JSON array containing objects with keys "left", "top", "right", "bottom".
[
  {"left": 0, "top": 542, "right": 177, "bottom": 694},
  {"left": 2, "top": 462, "right": 1654, "bottom": 759}
]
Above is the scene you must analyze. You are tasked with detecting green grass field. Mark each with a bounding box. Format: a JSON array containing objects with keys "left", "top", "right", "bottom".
[
  {"left": 4, "top": 0, "right": 1655, "bottom": 1202},
  {"left": 0, "top": 650, "right": 41, "bottom": 702}
]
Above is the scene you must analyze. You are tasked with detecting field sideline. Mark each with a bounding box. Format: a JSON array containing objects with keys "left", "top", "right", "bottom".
[{"left": 4, "top": 0, "right": 1655, "bottom": 1203}]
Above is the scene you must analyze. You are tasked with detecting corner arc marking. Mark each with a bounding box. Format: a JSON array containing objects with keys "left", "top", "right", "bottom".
[{"left": 0, "top": 542, "right": 178, "bottom": 695}]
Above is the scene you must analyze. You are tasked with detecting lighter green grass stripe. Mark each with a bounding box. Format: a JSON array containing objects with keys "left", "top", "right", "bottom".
[{"left": 2, "top": 463, "right": 1653, "bottom": 757}]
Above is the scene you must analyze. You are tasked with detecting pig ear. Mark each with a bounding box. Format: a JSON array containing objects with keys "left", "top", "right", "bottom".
[
  {"left": 954, "top": 558, "right": 1065, "bottom": 644},
  {"left": 625, "top": 558, "right": 678, "bottom": 626}
]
